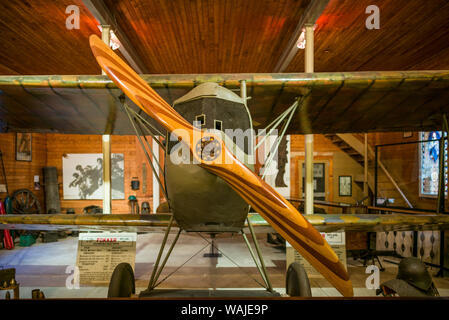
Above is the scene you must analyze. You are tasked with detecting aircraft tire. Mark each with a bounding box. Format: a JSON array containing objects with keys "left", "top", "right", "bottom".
[
  {"left": 286, "top": 262, "right": 312, "bottom": 297},
  {"left": 107, "top": 263, "right": 136, "bottom": 298}
]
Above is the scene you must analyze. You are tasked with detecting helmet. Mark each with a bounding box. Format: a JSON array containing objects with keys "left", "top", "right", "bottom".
[
  {"left": 141, "top": 202, "right": 151, "bottom": 214},
  {"left": 396, "top": 257, "right": 433, "bottom": 291}
]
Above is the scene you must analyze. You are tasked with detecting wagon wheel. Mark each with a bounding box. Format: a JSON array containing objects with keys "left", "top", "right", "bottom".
[{"left": 11, "top": 189, "right": 41, "bottom": 214}]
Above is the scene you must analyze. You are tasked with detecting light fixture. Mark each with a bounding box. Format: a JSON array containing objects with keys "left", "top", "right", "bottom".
[
  {"left": 97, "top": 25, "right": 121, "bottom": 50},
  {"left": 296, "top": 30, "right": 306, "bottom": 49},
  {"left": 296, "top": 24, "right": 317, "bottom": 49}
]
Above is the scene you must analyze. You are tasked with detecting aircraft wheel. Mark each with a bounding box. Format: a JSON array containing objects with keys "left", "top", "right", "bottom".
[
  {"left": 286, "top": 262, "right": 312, "bottom": 297},
  {"left": 107, "top": 263, "right": 135, "bottom": 298}
]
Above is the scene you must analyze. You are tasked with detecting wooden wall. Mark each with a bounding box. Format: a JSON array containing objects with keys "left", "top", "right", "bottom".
[
  {"left": 0, "top": 131, "right": 435, "bottom": 214},
  {"left": 289, "top": 135, "right": 367, "bottom": 249},
  {"left": 289, "top": 135, "right": 365, "bottom": 213},
  {"left": 370, "top": 132, "right": 439, "bottom": 211},
  {"left": 46, "top": 134, "right": 159, "bottom": 214},
  {"left": 0, "top": 133, "right": 160, "bottom": 214},
  {"left": 0, "top": 133, "right": 47, "bottom": 210}
]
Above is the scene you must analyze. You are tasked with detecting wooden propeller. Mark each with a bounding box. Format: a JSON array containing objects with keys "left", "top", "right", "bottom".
[{"left": 89, "top": 35, "right": 353, "bottom": 297}]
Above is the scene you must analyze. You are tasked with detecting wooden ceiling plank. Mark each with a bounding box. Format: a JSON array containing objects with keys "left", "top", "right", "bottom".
[{"left": 274, "top": 0, "right": 329, "bottom": 72}]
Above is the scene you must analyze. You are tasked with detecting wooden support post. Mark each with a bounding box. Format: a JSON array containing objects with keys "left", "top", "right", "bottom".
[
  {"left": 152, "top": 137, "right": 160, "bottom": 213},
  {"left": 101, "top": 25, "right": 112, "bottom": 214},
  {"left": 304, "top": 24, "right": 314, "bottom": 215},
  {"left": 240, "top": 80, "right": 254, "bottom": 162},
  {"left": 274, "top": 0, "right": 329, "bottom": 72},
  {"left": 364, "top": 134, "right": 368, "bottom": 202},
  {"left": 100, "top": 25, "right": 110, "bottom": 76},
  {"left": 441, "top": 115, "right": 449, "bottom": 276},
  {"left": 102, "top": 134, "right": 111, "bottom": 214}
]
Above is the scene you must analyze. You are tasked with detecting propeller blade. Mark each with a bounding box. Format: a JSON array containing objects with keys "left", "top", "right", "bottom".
[{"left": 89, "top": 35, "right": 353, "bottom": 297}]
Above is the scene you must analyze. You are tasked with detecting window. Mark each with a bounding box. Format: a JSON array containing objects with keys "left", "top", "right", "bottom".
[
  {"left": 195, "top": 114, "right": 205, "bottom": 127},
  {"left": 214, "top": 120, "right": 222, "bottom": 131},
  {"left": 419, "top": 131, "right": 447, "bottom": 197}
]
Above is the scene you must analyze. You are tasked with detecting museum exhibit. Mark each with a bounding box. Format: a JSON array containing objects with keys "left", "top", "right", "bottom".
[{"left": 0, "top": 0, "right": 449, "bottom": 305}]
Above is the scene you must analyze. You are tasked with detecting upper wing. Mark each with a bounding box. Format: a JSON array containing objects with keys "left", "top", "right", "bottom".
[{"left": 1, "top": 71, "right": 448, "bottom": 134}]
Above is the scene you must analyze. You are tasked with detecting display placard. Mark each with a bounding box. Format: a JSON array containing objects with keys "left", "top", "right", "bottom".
[
  {"left": 76, "top": 232, "right": 137, "bottom": 284},
  {"left": 286, "top": 232, "right": 347, "bottom": 278}
]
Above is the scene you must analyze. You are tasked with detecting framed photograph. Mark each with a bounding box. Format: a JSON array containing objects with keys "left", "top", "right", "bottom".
[
  {"left": 16, "top": 133, "right": 32, "bottom": 161},
  {"left": 339, "top": 176, "right": 352, "bottom": 197},
  {"left": 63, "top": 153, "right": 125, "bottom": 200}
]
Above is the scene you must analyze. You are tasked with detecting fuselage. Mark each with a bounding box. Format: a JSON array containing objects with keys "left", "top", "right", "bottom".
[{"left": 164, "top": 83, "right": 253, "bottom": 232}]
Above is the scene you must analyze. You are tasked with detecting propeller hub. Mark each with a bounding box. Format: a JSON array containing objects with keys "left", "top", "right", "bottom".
[{"left": 196, "top": 136, "right": 221, "bottom": 162}]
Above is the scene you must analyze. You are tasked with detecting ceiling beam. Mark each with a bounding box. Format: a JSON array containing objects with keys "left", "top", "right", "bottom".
[
  {"left": 273, "top": 0, "right": 329, "bottom": 73},
  {"left": 82, "top": 0, "right": 149, "bottom": 73}
]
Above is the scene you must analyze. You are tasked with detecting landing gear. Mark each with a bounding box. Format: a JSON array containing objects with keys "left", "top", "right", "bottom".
[
  {"left": 286, "top": 262, "right": 312, "bottom": 297},
  {"left": 107, "top": 263, "right": 135, "bottom": 298}
]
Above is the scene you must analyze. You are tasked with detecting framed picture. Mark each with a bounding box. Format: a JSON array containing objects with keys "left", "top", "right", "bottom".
[
  {"left": 16, "top": 133, "right": 32, "bottom": 161},
  {"left": 339, "top": 176, "right": 352, "bottom": 197},
  {"left": 63, "top": 153, "right": 125, "bottom": 200}
]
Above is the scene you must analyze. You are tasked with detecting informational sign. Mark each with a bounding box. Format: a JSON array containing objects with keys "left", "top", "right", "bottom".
[
  {"left": 286, "top": 232, "right": 347, "bottom": 278},
  {"left": 76, "top": 232, "right": 137, "bottom": 284}
]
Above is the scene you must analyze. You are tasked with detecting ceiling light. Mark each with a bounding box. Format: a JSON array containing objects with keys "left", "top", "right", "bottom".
[
  {"left": 296, "top": 30, "right": 306, "bottom": 49},
  {"left": 296, "top": 25, "right": 317, "bottom": 50},
  {"left": 97, "top": 25, "right": 121, "bottom": 50}
]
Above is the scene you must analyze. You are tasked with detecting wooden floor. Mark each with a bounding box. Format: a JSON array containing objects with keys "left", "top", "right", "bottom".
[{"left": 0, "top": 232, "right": 448, "bottom": 298}]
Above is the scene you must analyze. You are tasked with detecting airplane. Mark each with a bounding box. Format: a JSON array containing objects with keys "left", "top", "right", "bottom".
[{"left": 1, "top": 35, "right": 449, "bottom": 298}]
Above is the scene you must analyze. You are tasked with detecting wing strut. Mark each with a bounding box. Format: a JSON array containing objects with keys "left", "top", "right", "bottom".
[
  {"left": 120, "top": 97, "right": 168, "bottom": 202},
  {"left": 258, "top": 99, "right": 299, "bottom": 178}
]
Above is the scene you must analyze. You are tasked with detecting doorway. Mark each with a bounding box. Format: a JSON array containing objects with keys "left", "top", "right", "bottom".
[{"left": 300, "top": 162, "right": 329, "bottom": 201}]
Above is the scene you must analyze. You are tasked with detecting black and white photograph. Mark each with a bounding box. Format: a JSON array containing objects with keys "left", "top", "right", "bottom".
[{"left": 62, "top": 153, "right": 124, "bottom": 200}]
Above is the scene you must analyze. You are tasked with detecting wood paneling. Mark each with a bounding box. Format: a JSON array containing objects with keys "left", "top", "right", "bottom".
[
  {"left": 0, "top": 133, "right": 47, "bottom": 211},
  {"left": 287, "top": 0, "right": 449, "bottom": 72},
  {"left": 0, "top": 0, "right": 101, "bottom": 75},
  {"left": 1, "top": 1, "right": 449, "bottom": 75},
  {"left": 289, "top": 135, "right": 364, "bottom": 214},
  {"left": 371, "top": 132, "right": 440, "bottom": 211},
  {"left": 45, "top": 134, "right": 157, "bottom": 214},
  {"left": 0, "top": 133, "right": 161, "bottom": 214},
  {"left": 102, "top": 0, "right": 312, "bottom": 73}
]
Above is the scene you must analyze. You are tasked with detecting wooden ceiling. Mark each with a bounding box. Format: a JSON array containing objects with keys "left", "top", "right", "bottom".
[
  {"left": 1, "top": 0, "right": 449, "bottom": 75},
  {"left": 102, "top": 0, "right": 311, "bottom": 73},
  {"left": 286, "top": 0, "right": 449, "bottom": 72},
  {"left": 0, "top": 0, "right": 101, "bottom": 75}
]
